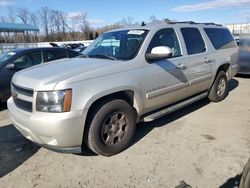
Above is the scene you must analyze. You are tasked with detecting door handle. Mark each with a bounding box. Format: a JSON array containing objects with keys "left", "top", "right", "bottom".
[
  {"left": 176, "top": 63, "right": 187, "bottom": 70},
  {"left": 203, "top": 58, "right": 212, "bottom": 64}
]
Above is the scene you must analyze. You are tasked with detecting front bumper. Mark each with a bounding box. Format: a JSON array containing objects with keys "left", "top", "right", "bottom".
[{"left": 7, "top": 97, "right": 88, "bottom": 153}]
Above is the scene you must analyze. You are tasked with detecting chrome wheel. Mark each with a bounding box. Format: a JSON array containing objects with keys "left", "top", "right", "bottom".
[
  {"left": 102, "top": 112, "right": 128, "bottom": 145},
  {"left": 217, "top": 77, "right": 226, "bottom": 97}
]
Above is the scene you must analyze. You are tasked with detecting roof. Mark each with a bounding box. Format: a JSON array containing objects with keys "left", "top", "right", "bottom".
[
  {"left": 109, "top": 21, "right": 225, "bottom": 33},
  {"left": 0, "top": 22, "right": 39, "bottom": 32}
]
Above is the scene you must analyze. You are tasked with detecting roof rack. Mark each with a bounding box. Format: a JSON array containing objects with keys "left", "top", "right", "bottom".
[{"left": 169, "top": 21, "right": 222, "bottom": 26}]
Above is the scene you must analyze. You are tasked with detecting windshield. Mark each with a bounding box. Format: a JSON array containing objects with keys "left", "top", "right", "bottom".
[
  {"left": 83, "top": 29, "right": 148, "bottom": 60},
  {"left": 0, "top": 51, "right": 16, "bottom": 65}
]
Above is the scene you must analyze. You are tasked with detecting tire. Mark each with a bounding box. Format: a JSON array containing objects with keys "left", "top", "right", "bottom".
[
  {"left": 208, "top": 71, "right": 229, "bottom": 102},
  {"left": 240, "top": 159, "right": 250, "bottom": 188},
  {"left": 84, "top": 99, "right": 137, "bottom": 156}
]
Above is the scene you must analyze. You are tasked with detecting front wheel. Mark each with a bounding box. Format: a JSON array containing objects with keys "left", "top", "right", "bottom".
[
  {"left": 208, "top": 71, "right": 229, "bottom": 102},
  {"left": 84, "top": 99, "right": 136, "bottom": 156}
]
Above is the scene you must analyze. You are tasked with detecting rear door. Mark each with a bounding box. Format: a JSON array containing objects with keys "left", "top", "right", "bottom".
[
  {"left": 0, "top": 51, "right": 42, "bottom": 101},
  {"left": 180, "top": 27, "right": 213, "bottom": 96}
]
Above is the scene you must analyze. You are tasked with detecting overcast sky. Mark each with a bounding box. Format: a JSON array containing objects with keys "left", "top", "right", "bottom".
[{"left": 0, "top": 0, "right": 250, "bottom": 26}]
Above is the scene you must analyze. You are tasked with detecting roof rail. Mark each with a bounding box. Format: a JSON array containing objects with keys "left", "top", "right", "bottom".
[
  {"left": 169, "top": 21, "right": 222, "bottom": 26},
  {"left": 169, "top": 21, "right": 197, "bottom": 24}
]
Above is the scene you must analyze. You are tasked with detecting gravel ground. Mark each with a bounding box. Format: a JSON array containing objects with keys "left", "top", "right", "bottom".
[{"left": 0, "top": 77, "right": 249, "bottom": 188}]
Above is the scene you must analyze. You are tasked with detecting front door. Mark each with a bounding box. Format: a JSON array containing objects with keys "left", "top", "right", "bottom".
[
  {"left": 0, "top": 67, "right": 16, "bottom": 102},
  {"left": 0, "top": 51, "right": 42, "bottom": 102},
  {"left": 140, "top": 28, "right": 189, "bottom": 113}
]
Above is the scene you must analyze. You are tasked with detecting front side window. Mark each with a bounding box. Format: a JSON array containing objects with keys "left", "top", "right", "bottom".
[
  {"left": 181, "top": 28, "right": 206, "bottom": 55},
  {"left": 83, "top": 29, "right": 148, "bottom": 60},
  {"left": 46, "top": 50, "right": 67, "bottom": 62},
  {"left": 147, "top": 28, "right": 182, "bottom": 58},
  {"left": 13, "top": 51, "right": 42, "bottom": 69},
  {"left": 204, "top": 28, "right": 236, "bottom": 50},
  {"left": 0, "top": 51, "right": 16, "bottom": 65}
]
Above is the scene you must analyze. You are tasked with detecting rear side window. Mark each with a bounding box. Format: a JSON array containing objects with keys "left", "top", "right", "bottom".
[
  {"left": 204, "top": 28, "right": 236, "bottom": 50},
  {"left": 181, "top": 28, "right": 206, "bottom": 55},
  {"left": 13, "top": 51, "right": 42, "bottom": 69},
  {"left": 45, "top": 50, "right": 67, "bottom": 62},
  {"left": 67, "top": 51, "right": 80, "bottom": 58}
]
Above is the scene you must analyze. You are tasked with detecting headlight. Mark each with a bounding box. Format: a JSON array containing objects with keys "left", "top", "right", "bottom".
[{"left": 36, "top": 89, "right": 72, "bottom": 112}]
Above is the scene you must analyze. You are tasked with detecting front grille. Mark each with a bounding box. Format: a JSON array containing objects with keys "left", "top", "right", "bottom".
[
  {"left": 12, "top": 84, "right": 34, "bottom": 97},
  {"left": 13, "top": 98, "right": 32, "bottom": 112},
  {"left": 11, "top": 83, "right": 33, "bottom": 112}
]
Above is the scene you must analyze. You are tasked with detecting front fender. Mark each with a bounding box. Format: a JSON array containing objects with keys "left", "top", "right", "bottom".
[{"left": 56, "top": 75, "right": 145, "bottom": 115}]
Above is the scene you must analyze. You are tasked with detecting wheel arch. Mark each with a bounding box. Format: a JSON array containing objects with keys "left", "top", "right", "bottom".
[
  {"left": 84, "top": 88, "right": 143, "bottom": 116},
  {"left": 216, "top": 63, "right": 231, "bottom": 79}
]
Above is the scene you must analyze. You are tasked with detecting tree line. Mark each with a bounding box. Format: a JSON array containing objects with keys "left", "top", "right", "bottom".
[{"left": 0, "top": 6, "right": 172, "bottom": 42}]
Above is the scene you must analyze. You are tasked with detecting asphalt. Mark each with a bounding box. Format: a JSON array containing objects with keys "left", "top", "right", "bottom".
[{"left": 0, "top": 76, "right": 249, "bottom": 188}]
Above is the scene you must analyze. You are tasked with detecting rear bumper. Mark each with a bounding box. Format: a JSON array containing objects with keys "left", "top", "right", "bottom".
[
  {"left": 237, "top": 71, "right": 250, "bottom": 75},
  {"left": 237, "top": 63, "right": 250, "bottom": 75},
  {"left": 7, "top": 97, "right": 88, "bottom": 153}
]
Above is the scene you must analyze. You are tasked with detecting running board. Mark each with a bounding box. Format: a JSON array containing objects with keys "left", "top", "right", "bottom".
[{"left": 142, "top": 92, "right": 208, "bottom": 122}]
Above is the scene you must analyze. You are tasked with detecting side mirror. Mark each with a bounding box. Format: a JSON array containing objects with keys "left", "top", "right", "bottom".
[
  {"left": 5, "top": 63, "right": 16, "bottom": 70},
  {"left": 146, "top": 46, "right": 172, "bottom": 61}
]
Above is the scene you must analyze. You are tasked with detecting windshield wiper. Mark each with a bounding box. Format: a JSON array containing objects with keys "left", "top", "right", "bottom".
[{"left": 89, "top": 54, "right": 117, "bottom": 61}]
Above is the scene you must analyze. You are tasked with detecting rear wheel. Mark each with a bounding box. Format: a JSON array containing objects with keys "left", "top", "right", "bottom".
[
  {"left": 208, "top": 71, "right": 229, "bottom": 102},
  {"left": 84, "top": 99, "right": 136, "bottom": 156}
]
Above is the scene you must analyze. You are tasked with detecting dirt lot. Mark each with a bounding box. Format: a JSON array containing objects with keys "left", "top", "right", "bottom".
[{"left": 0, "top": 77, "right": 249, "bottom": 188}]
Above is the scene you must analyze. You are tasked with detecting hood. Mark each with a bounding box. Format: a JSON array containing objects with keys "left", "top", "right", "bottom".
[{"left": 12, "top": 57, "right": 117, "bottom": 90}]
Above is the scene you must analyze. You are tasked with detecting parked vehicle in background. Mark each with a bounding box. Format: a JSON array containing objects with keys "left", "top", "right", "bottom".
[
  {"left": 238, "top": 38, "right": 250, "bottom": 75},
  {"left": 0, "top": 47, "right": 80, "bottom": 103},
  {"left": 8, "top": 22, "right": 238, "bottom": 156},
  {"left": 240, "top": 158, "right": 250, "bottom": 188},
  {"left": 50, "top": 42, "right": 87, "bottom": 53}
]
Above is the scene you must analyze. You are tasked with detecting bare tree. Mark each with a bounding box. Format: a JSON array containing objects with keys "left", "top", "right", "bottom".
[
  {"left": 29, "top": 12, "right": 39, "bottom": 27},
  {"left": 40, "top": 7, "right": 50, "bottom": 39},
  {"left": 80, "top": 12, "right": 90, "bottom": 39},
  {"left": 0, "top": 16, "right": 6, "bottom": 23},
  {"left": 121, "top": 16, "right": 135, "bottom": 26},
  {"left": 17, "top": 7, "right": 30, "bottom": 24},
  {"left": 7, "top": 6, "right": 16, "bottom": 23},
  {"left": 60, "top": 12, "right": 68, "bottom": 35},
  {"left": 149, "top": 15, "right": 161, "bottom": 24}
]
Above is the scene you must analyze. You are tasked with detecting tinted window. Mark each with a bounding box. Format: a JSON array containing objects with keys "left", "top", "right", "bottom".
[
  {"left": 0, "top": 51, "right": 16, "bottom": 65},
  {"left": 204, "top": 28, "right": 236, "bottom": 50},
  {"left": 147, "top": 28, "right": 181, "bottom": 57},
  {"left": 46, "top": 50, "right": 67, "bottom": 62},
  {"left": 13, "top": 51, "right": 42, "bottom": 69},
  {"left": 67, "top": 51, "right": 80, "bottom": 58},
  {"left": 181, "top": 28, "right": 206, "bottom": 55}
]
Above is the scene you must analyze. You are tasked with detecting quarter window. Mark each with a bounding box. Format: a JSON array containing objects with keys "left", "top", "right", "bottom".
[
  {"left": 204, "top": 28, "right": 236, "bottom": 50},
  {"left": 45, "top": 50, "right": 67, "bottom": 62},
  {"left": 181, "top": 28, "right": 206, "bottom": 55},
  {"left": 147, "top": 28, "right": 181, "bottom": 58}
]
